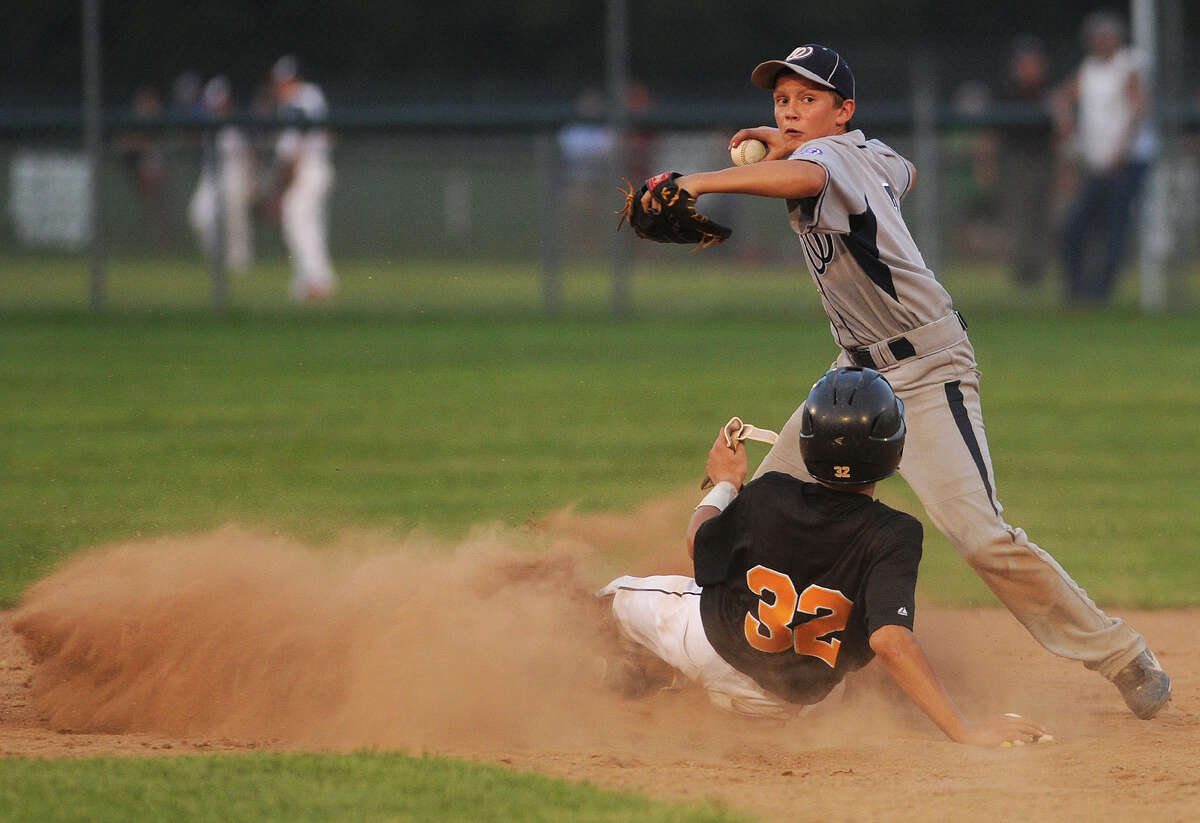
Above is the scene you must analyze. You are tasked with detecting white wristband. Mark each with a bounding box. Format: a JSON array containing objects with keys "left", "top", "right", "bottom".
[{"left": 697, "top": 481, "right": 738, "bottom": 512}]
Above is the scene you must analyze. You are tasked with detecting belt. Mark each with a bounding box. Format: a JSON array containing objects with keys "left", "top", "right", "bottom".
[{"left": 846, "top": 311, "right": 968, "bottom": 371}]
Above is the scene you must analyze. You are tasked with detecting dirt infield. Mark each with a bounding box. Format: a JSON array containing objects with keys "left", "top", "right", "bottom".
[{"left": 2, "top": 511, "right": 1197, "bottom": 822}]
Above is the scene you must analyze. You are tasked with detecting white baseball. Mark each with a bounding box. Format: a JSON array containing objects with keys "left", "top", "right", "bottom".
[{"left": 731, "top": 139, "right": 768, "bottom": 167}]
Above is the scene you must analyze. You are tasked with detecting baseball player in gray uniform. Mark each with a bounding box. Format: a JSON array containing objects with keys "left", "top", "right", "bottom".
[{"left": 637, "top": 44, "right": 1170, "bottom": 719}]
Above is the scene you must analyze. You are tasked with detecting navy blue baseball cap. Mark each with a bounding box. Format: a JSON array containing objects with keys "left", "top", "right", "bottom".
[{"left": 751, "top": 45, "right": 855, "bottom": 101}]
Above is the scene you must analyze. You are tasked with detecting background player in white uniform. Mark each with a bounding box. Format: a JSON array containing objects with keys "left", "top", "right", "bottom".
[
  {"left": 188, "top": 75, "right": 255, "bottom": 273},
  {"left": 601, "top": 368, "right": 1048, "bottom": 746},
  {"left": 270, "top": 56, "right": 337, "bottom": 302},
  {"left": 636, "top": 44, "right": 1170, "bottom": 719}
]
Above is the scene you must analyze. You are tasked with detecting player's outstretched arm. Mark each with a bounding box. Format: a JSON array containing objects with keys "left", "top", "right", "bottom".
[
  {"left": 675, "top": 161, "right": 826, "bottom": 202},
  {"left": 686, "top": 431, "right": 747, "bottom": 559},
  {"left": 869, "top": 625, "right": 1047, "bottom": 747},
  {"left": 639, "top": 160, "right": 826, "bottom": 215}
]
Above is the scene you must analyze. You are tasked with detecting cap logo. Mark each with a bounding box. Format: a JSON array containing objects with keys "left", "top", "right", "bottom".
[{"left": 787, "top": 46, "right": 814, "bottom": 61}]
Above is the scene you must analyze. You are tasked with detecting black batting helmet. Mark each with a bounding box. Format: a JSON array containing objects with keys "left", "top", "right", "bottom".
[{"left": 798, "top": 367, "right": 906, "bottom": 485}]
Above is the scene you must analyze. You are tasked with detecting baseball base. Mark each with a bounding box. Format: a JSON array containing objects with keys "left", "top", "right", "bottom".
[{"left": 731, "top": 139, "right": 768, "bottom": 167}]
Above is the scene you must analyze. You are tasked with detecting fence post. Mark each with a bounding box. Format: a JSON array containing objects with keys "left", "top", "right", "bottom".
[
  {"left": 1161, "top": 0, "right": 1189, "bottom": 309},
  {"left": 1132, "top": 0, "right": 1166, "bottom": 312},
  {"left": 537, "top": 132, "right": 564, "bottom": 316},
  {"left": 82, "top": 0, "right": 105, "bottom": 313},
  {"left": 606, "top": 0, "right": 633, "bottom": 319}
]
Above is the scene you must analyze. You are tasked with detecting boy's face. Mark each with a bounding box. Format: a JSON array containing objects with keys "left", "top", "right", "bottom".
[{"left": 773, "top": 75, "right": 855, "bottom": 151}]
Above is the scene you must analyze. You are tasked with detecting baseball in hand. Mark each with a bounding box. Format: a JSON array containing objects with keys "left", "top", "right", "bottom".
[{"left": 731, "top": 139, "right": 768, "bottom": 167}]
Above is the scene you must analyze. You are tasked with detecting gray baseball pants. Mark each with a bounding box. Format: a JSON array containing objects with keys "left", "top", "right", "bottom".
[{"left": 753, "top": 333, "right": 1146, "bottom": 680}]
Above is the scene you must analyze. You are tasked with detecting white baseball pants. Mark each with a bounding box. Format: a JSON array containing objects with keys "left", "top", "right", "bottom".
[
  {"left": 188, "top": 167, "right": 254, "bottom": 273},
  {"left": 282, "top": 157, "right": 336, "bottom": 300},
  {"left": 599, "top": 574, "right": 817, "bottom": 717}
]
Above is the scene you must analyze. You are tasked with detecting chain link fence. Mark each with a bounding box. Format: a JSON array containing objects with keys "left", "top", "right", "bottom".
[{"left": 2, "top": 104, "right": 1197, "bottom": 316}]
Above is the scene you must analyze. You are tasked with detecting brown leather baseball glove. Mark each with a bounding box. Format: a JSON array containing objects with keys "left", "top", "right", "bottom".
[{"left": 616, "top": 171, "right": 732, "bottom": 248}]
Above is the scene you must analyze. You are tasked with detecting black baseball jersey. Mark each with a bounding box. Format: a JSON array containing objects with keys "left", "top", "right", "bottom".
[{"left": 694, "top": 472, "right": 922, "bottom": 705}]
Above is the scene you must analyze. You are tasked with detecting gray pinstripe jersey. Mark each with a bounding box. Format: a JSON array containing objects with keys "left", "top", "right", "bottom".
[{"left": 785, "top": 129, "right": 954, "bottom": 348}]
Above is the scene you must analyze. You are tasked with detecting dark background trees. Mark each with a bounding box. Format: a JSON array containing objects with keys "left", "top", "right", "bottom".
[{"left": 2, "top": 1, "right": 1196, "bottom": 107}]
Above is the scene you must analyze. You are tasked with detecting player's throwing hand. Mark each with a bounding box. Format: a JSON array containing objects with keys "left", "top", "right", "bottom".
[{"left": 728, "top": 126, "right": 794, "bottom": 161}]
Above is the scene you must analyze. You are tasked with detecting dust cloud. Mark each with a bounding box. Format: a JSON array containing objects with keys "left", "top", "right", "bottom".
[{"left": 12, "top": 496, "right": 969, "bottom": 756}]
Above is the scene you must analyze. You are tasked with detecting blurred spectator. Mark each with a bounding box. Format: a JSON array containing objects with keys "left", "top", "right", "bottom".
[
  {"left": 269, "top": 56, "right": 337, "bottom": 301},
  {"left": 994, "top": 36, "right": 1055, "bottom": 286},
  {"left": 247, "top": 79, "right": 279, "bottom": 165},
  {"left": 558, "top": 84, "right": 655, "bottom": 183},
  {"left": 188, "top": 76, "right": 256, "bottom": 273},
  {"left": 558, "top": 89, "right": 615, "bottom": 182},
  {"left": 115, "top": 84, "right": 169, "bottom": 249},
  {"left": 557, "top": 89, "right": 615, "bottom": 257},
  {"left": 171, "top": 71, "right": 205, "bottom": 117},
  {"left": 1054, "top": 11, "right": 1154, "bottom": 304},
  {"left": 170, "top": 71, "right": 207, "bottom": 154},
  {"left": 557, "top": 84, "right": 655, "bottom": 258},
  {"left": 625, "top": 82, "right": 655, "bottom": 185},
  {"left": 949, "top": 81, "right": 1002, "bottom": 260}
]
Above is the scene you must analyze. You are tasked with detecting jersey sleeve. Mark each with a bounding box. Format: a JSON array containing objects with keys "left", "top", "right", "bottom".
[
  {"left": 900, "top": 159, "right": 916, "bottom": 199},
  {"left": 875, "top": 146, "right": 915, "bottom": 200},
  {"left": 785, "top": 142, "right": 846, "bottom": 235},
  {"left": 300, "top": 84, "right": 329, "bottom": 119},
  {"left": 786, "top": 138, "right": 917, "bottom": 235},
  {"left": 275, "top": 84, "right": 330, "bottom": 160},
  {"left": 861, "top": 514, "right": 923, "bottom": 634},
  {"left": 691, "top": 492, "right": 749, "bottom": 587}
]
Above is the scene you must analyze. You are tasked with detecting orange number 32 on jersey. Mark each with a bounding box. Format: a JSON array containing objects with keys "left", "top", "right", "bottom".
[{"left": 743, "top": 565, "right": 853, "bottom": 667}]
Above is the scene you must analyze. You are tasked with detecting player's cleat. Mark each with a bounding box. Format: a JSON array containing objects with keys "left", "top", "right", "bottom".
[
  {"left": 300, "top": 282, "right": 333, "bottom": 303},
  {"left": 1112, "top": 650, "right": 1172, "bottom": 719}
]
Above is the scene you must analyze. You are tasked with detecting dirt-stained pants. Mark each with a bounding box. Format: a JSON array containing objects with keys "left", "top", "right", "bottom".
[{"left": 753, "top": 337, "right": 1145, "bottom": 680}]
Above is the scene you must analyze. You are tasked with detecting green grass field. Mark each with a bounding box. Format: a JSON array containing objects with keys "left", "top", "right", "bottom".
[
  {"left": 0, "top": 752, "right": 749, "bottom": 823},
  {"left": 2, "top": 257, "right": 1198, "bottom": 821},
  {"left": 10, "top": 249, "right": 1191, "bottom": 317},
  {"left": 3, "top": 288, "right": 1198, "bottom": 608}
]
